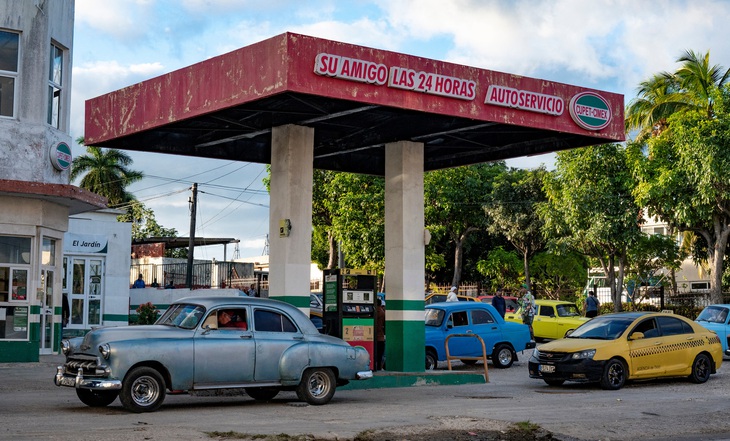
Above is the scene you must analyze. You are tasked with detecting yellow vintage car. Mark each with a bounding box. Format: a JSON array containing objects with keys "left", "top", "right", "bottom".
[
  {"left": 505, "top": 299, "right": 590, "bottom": 340},
  {"left": 529, "top": 311, "right": 723, "bottom": 390}
]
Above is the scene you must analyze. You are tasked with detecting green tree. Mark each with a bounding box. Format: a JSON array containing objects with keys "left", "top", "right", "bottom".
[
  {"left": 71, "top": 139, "right": 143, "bottom": 207},
  {"left": 311, "top": 170, "right": 337, "bottom": 269},
  {"left": 529, "top": 251, "right": 587, "bottom": 299},
  {"left": 476, "top": 246, "right": 523, "bottom": 291},
  {"left": 630, "top": 85, "right": 730, "bottom": 304},
  {"left": 541, "top": 144, "right": 642, "bottom": 311},
  {"left": 425, "top": 162, "right": 506, "bottom": 287},
  {"left": 325, "top": 172, "right": 385, "bottom": 273},
  {"left": 118, "top": 201, "right": 187, "bottom": 259},
  {"left": 624, "top": 233, "right": 683, "bottom": 301},
  {"left": 626, "top": 50, "right": 729, "bottom": 141},
  {"left": 484, "top": 167, "right": 548, "bottom": 290}
]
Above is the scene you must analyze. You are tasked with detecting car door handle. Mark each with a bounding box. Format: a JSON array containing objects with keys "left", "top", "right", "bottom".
[
  {"left": 686, "top": 336, "right": 695, "bottom": 340},
  {"left": 293, "top": 335, "right": 304, "bottom": 340},
  {"left": 240, "top": 334, "right": 252, "bottom": 339},
  {"left": 491, "top": 327, "right": 498, "bottom": 330},
  {"left": 654, "top": 341, "right": 662, "bottom": 345}
]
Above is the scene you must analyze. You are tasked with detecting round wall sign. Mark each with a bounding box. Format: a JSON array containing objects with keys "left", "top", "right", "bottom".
[
  {"left": 569, "top": 92, "right": 612, "bottom": 131},
  {"left": 50, "top": 142, "right": 72, "bottom": 171}
]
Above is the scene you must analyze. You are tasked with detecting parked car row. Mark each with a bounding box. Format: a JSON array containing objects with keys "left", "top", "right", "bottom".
[{"left": 54, "top": 295, "right": 729, "bottom": 413}]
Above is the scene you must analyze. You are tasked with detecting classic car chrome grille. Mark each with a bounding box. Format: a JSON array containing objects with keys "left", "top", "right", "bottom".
[{"left": 64, "top": 355, "right": 104, "bottom": 377}]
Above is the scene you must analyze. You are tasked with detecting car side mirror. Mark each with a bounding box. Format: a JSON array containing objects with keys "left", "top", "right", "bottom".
[{"left": 629, "top": 332, "right": 644, "bottom": 340}]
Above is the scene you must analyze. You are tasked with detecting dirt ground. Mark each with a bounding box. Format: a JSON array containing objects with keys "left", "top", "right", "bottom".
[{"left": 209, "top": 418, "right": 569, "bottom": 441}]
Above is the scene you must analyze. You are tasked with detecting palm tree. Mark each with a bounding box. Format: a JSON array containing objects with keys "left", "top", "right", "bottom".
[
  {"left": 70, "top": 138, "right": 143, "bottom": 207},
  {"left": 625, "top": 50, "right": 729, "bottom": 141}
]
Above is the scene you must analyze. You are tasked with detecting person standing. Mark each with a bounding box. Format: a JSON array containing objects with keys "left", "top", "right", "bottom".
[
  {"left": 375, "top": 298, "right": 386, "bottom": 371},
  {"left": 519, "top": 285, "right": 536, "bottom": 339},
  {"left": 132, "top": 274, "right": 145, "bottom": 289},
  {"left": 584, "top": 291, "right": 600, "bottom": 318},
  {"left": 249, "top": 284, "right": 258, "bottom": 297},
  {"left": 446, "top": 286, "right": 458, "bottom": 302},
  {"left": 62, "top": 293, "right": 70, "bottom": 328},
  {"left": 491, "top": 289, "right": 506, "bottom": 318}
]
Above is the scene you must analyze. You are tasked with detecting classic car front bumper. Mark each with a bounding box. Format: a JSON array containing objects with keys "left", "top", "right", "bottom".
[
  {"left": 54, "top": 366, "right": 122, "bottom": 390},
  {"left": 356, "top": 370, "right": 373, "bottom": 380}
]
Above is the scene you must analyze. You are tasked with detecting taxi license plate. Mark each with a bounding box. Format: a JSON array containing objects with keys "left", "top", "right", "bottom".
[
  {"left": 539, "top": 364, "right": 555, "bottom": 374},
  {"left": 59, "top": 376, "right": 75, "bottom": 387}
]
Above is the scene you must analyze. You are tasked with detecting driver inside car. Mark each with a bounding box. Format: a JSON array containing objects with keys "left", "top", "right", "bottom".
[{"left": 218, "top": 309, "right": 248, "bottom": 330}]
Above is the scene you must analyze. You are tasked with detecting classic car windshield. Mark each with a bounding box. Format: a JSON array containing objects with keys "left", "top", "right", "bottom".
[
  {"left": 697, "top": 306, "right": 729, "bottom": 324},
  {"left": 157, "top": 303, "right": 206, "bottom": 329},
  {"left": 425, "top": 309, "right": 444, "bottom": 327},
  {"left": 556, "top": 304, "right": 581, "bottom": 317},
  {"left": 567, "top": 316, "right": 634, "bottom": 340}
]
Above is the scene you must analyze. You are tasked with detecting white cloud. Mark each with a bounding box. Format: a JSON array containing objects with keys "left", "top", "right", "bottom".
[{"left": 75, "top": 0, "right": 155, "bottom": 40}]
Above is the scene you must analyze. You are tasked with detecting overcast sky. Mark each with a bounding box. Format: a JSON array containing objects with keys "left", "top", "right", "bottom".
[{"left": 69, "top": 0, "right": 730, "bottom": 261}]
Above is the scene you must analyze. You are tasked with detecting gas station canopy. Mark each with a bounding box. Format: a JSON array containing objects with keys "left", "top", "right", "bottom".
[{"left": 85, "top": 33, "right": 624, "bottom": 175}]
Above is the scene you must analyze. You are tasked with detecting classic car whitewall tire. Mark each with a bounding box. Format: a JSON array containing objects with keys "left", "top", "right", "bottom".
[
  {"left": 119, "top": 367, "right": 166, "bottom": 413},
  {"left": 296, "top": 367, "right": 336, "bottom": 405},
  {"left": 76, "top": 389, "right": 119, "bottom": 407}
]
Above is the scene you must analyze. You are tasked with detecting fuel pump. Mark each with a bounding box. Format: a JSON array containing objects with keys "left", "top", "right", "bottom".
[{"left": 323, "top": 268, "right": 377, "bottom": 369}]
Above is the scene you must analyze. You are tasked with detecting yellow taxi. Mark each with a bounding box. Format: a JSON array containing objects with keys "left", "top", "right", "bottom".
[
  {"left": 528, "top": 311, "right": 723, "bottom": 390},
  {"left": 505, "top": 299, "right": 590, "bottom": 340}
]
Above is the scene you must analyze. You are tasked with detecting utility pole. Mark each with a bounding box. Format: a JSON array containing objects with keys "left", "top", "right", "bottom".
[{"left": 186, "top": 183, "right": 197, "bottom": 288}]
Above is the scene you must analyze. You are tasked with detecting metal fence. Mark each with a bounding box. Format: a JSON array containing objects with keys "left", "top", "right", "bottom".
[{"left": 130, "top": 261, "right": 262, "bottom": 290}]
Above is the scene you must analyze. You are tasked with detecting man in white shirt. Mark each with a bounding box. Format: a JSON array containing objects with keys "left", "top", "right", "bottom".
[{"left": 446, "top": 286, "right": 458, "bottom": 302}]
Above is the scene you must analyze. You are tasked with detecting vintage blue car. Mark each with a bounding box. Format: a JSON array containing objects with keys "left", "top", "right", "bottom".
[
  {"left": 425, "top": 302, "right": 535, "bottom": 370},
  {"left": 696, "top": 304, "right": 730, "bottom": 356},
  {"left": 54, "top": 296, "right": 372, "bottom": 412}
]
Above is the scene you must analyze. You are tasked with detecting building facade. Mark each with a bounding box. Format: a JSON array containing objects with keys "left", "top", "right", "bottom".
[{"left": 0, "top": 0, "right": 107, "bottom": 362}]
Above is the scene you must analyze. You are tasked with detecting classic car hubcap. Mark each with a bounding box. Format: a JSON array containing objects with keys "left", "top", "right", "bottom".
[
  {"left": 308, "top": 372, "right": 330, "bottom": 397},
  {"left": 132, "top": 376, "right": 160, "bottom": 406},
  {"left": 498, "top": 348, "right": 512, "bottom": 365}
]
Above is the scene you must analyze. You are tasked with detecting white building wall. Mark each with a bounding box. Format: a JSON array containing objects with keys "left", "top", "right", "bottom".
[
  {"left": 0, "top": 0, "right": 75, "bottom": 184},
  {"left": 67, "top": 209, "right": 131, "bottom": 327}
]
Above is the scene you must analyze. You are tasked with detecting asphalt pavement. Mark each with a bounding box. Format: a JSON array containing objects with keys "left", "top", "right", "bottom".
[{"left": 3, "top": 351, "right": 730, "bottom": 441}]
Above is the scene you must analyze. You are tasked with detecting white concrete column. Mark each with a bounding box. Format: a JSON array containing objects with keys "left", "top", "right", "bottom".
[
  {"left": 268, "top": 125, "right": 314, "bottom": 312},
  {"left": 384, "top": 140, "right": 425, "bottom": 371}
]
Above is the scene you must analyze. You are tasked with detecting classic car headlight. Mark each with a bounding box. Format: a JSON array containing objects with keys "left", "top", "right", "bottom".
[
  {"left": 571, "top": 349, "right": 596, "bottom": 360},
  {"left": 99, "top": 343, "right": 111, "bottom": 360},
  {"left": 60, "top": 339, "right": 70, "bottom": 355}
]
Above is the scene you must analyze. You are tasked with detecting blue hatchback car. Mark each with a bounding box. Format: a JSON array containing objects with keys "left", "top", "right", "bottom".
[
  {"left": 696, "top": 304, "right": 730, "bottom": 357},
  {"left": 425, "top": 302, "right": 535, "bottom": 369}
]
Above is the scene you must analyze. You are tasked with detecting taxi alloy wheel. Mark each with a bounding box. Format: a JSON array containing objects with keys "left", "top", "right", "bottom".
[
  {"left": 600, "top": 358, "right": 626, "bottom": 390},
  {"left": 689, "top": 353, "right": 712, "bottom": 384}
]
